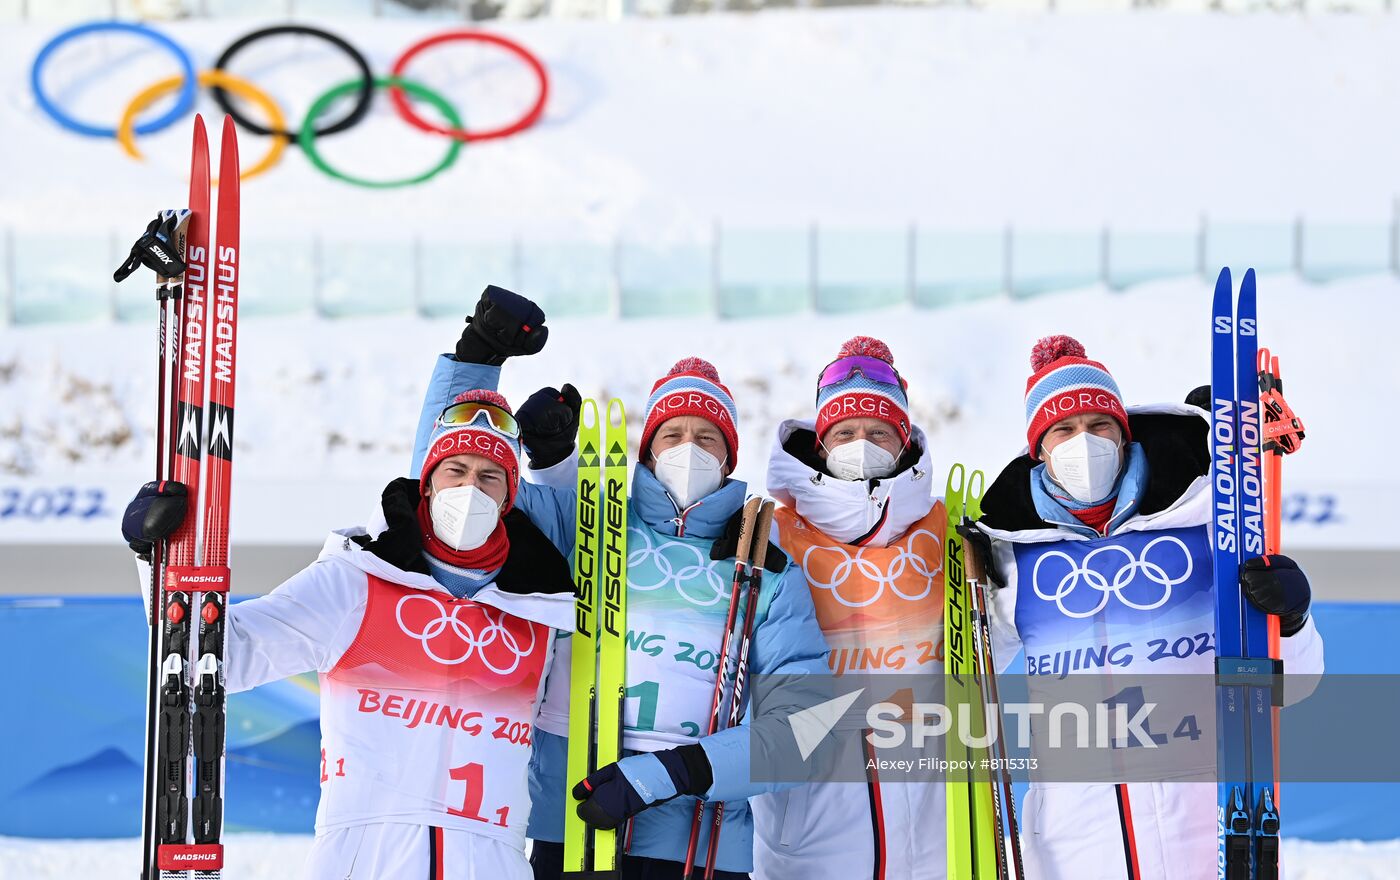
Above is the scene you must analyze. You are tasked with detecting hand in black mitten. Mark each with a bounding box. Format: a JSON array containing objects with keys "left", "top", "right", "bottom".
[
  {"left": 710, "top": 503, "right": 786, "bottom": 573},
  {"left": 517, "top": 383, "right": 581, "bottom": 469},
  {"left": 572, "top": 745, "right": 712, "bottom": 830},
  {"left": 1241, "top": 554, "right": 1312, "bottom": 637},
  {"left": 1185, "top": 385, "right": 1212, "bottom": 410},
  {"left": 956, "top": 521, "right": 1003, "bottom": 589},
  {"left": 455, "top": 285, "right": 549, "bottom": 365},
  {"left": 121, "top": 481, "right": 188, "bottom": 559}
]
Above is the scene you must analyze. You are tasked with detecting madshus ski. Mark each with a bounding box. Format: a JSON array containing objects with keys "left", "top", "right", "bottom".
[
  {"left": 565, "top": 399, "right": 629, "bottom": 878},
  {"left": 122, "top": 114, "right": 241, "bottom": 880},
  {"left": 1210, "top": 267, "right": 1280, "bottom": 880}
]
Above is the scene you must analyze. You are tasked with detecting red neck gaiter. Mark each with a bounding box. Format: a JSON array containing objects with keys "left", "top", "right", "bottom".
[
  {"left": 1070, "top": 498, "right": 1116, "bottom": 537},
  {"left": 417, "top": 499, "right": 510, "bottom": 574}
]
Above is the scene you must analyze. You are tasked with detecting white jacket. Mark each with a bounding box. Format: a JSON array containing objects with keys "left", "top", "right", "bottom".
[
  {"left": 754, "top": 419, "right": 948, "bottom": 880},
  {"left": 975, "top": 404, "right": 1324, "bottom": 880},
  {"left": 221, "top": 504, "right": 573, "bottom": 853}
]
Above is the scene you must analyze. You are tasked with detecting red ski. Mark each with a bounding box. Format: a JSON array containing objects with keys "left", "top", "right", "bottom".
[{"left": 135, "top": 114, "right": 240, "bottom": 880}]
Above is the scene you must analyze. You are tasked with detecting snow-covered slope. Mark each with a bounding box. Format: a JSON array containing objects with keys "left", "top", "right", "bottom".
[{"left": 0, "top": 272, "right": 1386, "bottom": 547}]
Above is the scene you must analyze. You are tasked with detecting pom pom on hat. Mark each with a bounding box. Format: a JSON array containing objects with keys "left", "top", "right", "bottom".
[
  {"left": 1030, "top": 335, "right": 1087, "bottom": 373},
  {"left": 1023, "top": 335, "right": 1130, "bottom": 459},
  {"left": 836, "top": 335, "right": 895, "bottom": 365},
  {"left": 452, "top": 388, "right": 513, "bottom": 413},
  {"left": 666, "top": 357, "right": 722, "bottom": 384}
]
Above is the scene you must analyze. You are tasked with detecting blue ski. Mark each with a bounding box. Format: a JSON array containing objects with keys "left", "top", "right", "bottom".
[
  {"left": 1236, "top": 271, "right": 1281, "bottom": 880},
  {"left": 1211, "top": 267, "right": 1281, "bottom": 880},
  {"left": 1211, "top": 267, "right": 1252, "bottom": 880}
]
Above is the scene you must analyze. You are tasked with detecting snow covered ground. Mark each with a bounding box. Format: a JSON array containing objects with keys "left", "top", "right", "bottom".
[
  {"left": 0, "top": 271, "right": 1391, "bottom": 548},
  {"left": 1, "top": 833, "right": 1396, "bottom": 879}
]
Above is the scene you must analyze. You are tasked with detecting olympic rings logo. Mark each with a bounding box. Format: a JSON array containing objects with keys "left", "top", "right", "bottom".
[
  {"left": 626, "top": 526, "right": 729, "bottom": 608},
  {"left": 801, "top": 529, "right": 943, "bottom": 609},
  {"left": 395, "top": 592, "right": 539, "bottom": 674},
  {"left": 30, "top": 21, "right": 549, "bottom": 188},
  {"left": 1030, "top": 536, "right": 1193, "bottom": 620}
]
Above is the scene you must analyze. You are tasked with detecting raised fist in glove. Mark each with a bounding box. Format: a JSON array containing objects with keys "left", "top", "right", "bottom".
[
  {"left": 122, "top": 481, "right": 188, "bottom": 559},
  {"left": 517, "top": 383, "right": 581, "bottom": 469},
  {"left": 455, "top": 285, "right": 548, "bottom": 365},
  {"left": 573, "top": 744, "right": 713, "bottom": 830},
  {"left": 1241, "top": 554, "right": 1312, "bottom": 637}
]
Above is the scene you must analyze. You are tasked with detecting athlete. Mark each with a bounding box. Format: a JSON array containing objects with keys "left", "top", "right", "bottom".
[
  {"left": 971, "top": 335, "right": 1325, "bottom": 880},
  {"left": 412, "top": 286, "right": 831, "bottom": 879},
  {"left": 750, "top": 336, "right": 949, "bottom": 880},
  {"left": 121, "top": 387, "right": 574, "bottom": 879}
]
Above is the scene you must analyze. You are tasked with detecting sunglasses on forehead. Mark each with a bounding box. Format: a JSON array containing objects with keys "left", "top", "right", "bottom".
[
  {"left": 436, "top": 400, "right": 520, "bottom": 438},
  {"left": 815, "top": 355, "right": 906, "bottom": 403}
]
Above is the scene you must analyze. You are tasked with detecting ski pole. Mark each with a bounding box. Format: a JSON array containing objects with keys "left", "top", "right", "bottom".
[
  {"left": 702, "top": 499, "right": 777, "bottom": 880},
  {"left": 683, "top": 496, "right": 761, "bottom": 879},
  {"left": 964, "top": 517, "right": 1024, "bottom": 880}
]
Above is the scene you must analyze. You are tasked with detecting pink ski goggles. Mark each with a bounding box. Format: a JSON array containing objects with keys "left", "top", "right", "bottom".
[{"left": 815, "top": 355, "right": 905, "bottom": 400}]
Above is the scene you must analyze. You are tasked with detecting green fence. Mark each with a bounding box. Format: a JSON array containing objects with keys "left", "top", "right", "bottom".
[{"left": 3, "top": 217, "right": 1396, "bottom": 326}]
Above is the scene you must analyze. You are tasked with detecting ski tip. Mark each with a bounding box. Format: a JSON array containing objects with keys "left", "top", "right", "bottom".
[
  {"left": 1242, "top": 266, "right": 1256, "bottom": 288},
  {"left": 606, "top": 397, "right": 625, "bottom": 430},
  {"left": 1213, "top": 266, "right": 1232, "bottom": 292}
]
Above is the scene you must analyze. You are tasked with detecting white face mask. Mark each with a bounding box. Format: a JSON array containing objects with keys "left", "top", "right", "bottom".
[
  {"left": 429, "top": 485, "right": 502, "bottom": 552},
  {"left": 824, "top": 439, "right": 897, "bottom": 481},
  {"left": 1045, "top": 431, "right": 1123, "bottom": 504},
  {"left": 651, "top": 442, "right": 725, "bottom": 511}
]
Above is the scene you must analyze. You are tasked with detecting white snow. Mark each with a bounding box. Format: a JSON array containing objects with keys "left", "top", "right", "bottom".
[
  {"left": 0, "top": 272, "right": 1391, "bottom": 548},
  {"left": 1, "top": 833, "right": 1396, "bottom": 879}
]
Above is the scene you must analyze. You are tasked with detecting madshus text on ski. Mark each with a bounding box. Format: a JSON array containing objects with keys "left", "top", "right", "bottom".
[{"left": 117, "top": 139, "right": 1319, "bottom": 880}]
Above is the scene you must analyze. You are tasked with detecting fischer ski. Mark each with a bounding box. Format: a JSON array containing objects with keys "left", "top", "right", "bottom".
[
  {"left": 1211, "top": 267, "right": 1281, "bottom": 880},
  {"left": 944, "top": 464, "right": 1000, "bottom": 879},
  {"left": 127, "top": 114, "right": 240, "bottom": 880},
  {"left": 565, "top": 399, "right": 629, "bottom": 878},
  {"left": 964, "top": 471, "right": 1024, "bottom": 880}
]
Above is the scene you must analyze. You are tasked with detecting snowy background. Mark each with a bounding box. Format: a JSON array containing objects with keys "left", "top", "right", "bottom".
[{"left": 2, "top": 5, "right": 1399, "bottom": 876}]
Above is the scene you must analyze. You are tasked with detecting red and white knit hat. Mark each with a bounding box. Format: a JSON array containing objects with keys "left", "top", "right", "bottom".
[
  {"left": 1024, "top": 335, "right": 1130, "bottom": 460},
  {"left": 639, "top": 357, "right": 740, "bottom": 467},
  {"left": 814, "top": 336, "right": 911, "bottom": 446},
  {"left": 420, "top": 389, "right": 523, "bottom": 511}
]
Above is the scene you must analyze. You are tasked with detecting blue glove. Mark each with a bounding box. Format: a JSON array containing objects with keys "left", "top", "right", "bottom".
[
  {"left": 1241, "top": 554, "right": 1311, "bottom": 637},
  {"left": 121, "top": 481, "right": 188, "bottom": 558},
  {"left": 572, "top": 744, "right": 713, "bottom": 830}
]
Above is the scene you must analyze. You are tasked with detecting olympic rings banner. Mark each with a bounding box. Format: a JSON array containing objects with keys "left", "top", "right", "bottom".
[{"left": 29, "top": 20, "right": 550, "bottom": 188}]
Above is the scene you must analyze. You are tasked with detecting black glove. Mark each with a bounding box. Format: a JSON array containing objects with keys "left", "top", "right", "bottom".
[
  {"left": 113, "top": 210, "right": 189, "bottom": 283},
  {"left": 572, "top": 744, "right": 712, "bottom": 830},
  {"left": 710, "top": 503, "right": 787, "bottom": 574},
  {"left": 455, "top": 285, "right": 548, "bottom": 365},
  {"left": 1241, "top": 554, "right": 1312, "bottom": 637},
  {"left": 121, "top": 481, "right": 188, "bottom": 558},
  {"left": 517, "top": 383, "right": 581, "bottom": 469},
  {"left": 1185, "top": 384, "right": 1211, "bottom": 410},
  {"left": 956, "top": 520, "right": 1003, "bottom": 589}
]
